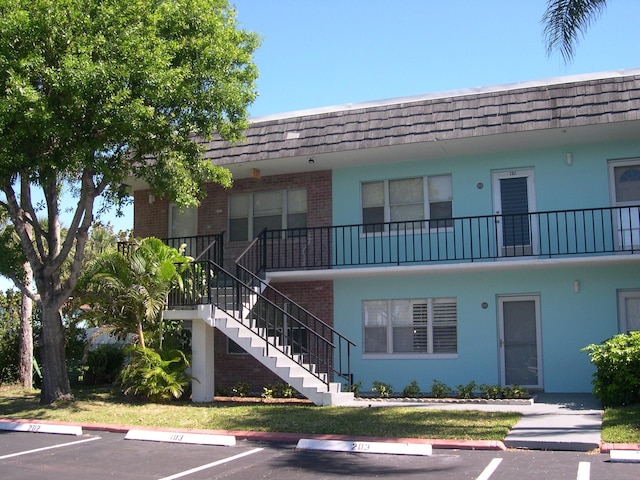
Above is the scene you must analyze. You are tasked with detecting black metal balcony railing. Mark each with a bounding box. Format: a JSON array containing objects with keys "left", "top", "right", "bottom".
[
  {"left": 163, "top": 233, "right": 225, "bottom": 265},
  {"left": 244, "top": 206, "right": 640, "bottom": 272},
  {"left": 117, "top": 233, "right": 225, "bottom": 265}
]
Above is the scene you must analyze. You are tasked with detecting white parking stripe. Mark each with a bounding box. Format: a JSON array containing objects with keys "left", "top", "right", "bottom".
[
  {"left": 577, "top": 461, "right": 590, "bottom": 480},
  {"left": 0, "top": 436, "right": 101, "bottom": 460},
  {"left": 158, "top": 447, "right": 264, "bottom": 480},
  {"left": 476, "top": 458, "right": 503, "bottom": 480}
]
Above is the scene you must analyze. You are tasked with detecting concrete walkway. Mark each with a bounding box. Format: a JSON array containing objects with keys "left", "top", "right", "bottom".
[
  {"left": 503, "top": 393, "right": 602, "bottom": 451},
  {"left": 345, "top": 393, "right": 603, "bottom": 451}
]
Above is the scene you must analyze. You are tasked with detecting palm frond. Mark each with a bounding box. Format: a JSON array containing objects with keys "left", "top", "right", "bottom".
[{"left": 541, "top": 0, "right": 608, "bottom": 62}]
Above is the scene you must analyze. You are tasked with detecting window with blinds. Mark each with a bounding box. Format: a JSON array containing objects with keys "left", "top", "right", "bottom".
[
  {"left": 363, "top": 298, "right": 457, "bottom": 355},
  {"left": 228, "top": 188, "right": 307, "bottom": 241},
  {"left": 361, "top": 175, "right": 452, "bottom": 233}
]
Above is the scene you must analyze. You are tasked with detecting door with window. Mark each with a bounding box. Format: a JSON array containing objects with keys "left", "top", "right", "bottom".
[
  {"left": 619, "top": 290, "right": 640, "bottom": 332},
  {"left": 498, "top": 295, "right": 543, "bottom": 389},
  {"left": 492, "top": 169, "right": 538, "bottom": 257},
  {"left": 609, "top": 160, "right": 640, "bottom": 250}
]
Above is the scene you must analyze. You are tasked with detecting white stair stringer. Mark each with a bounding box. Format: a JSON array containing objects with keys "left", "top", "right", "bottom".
[{"left": 214, "top": 314, "right": 354, "bottom": 406}]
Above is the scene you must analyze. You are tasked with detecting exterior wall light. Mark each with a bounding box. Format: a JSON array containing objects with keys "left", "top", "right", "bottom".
[{"left": 566, "top": 152, "right": 573, "bottom": 165}]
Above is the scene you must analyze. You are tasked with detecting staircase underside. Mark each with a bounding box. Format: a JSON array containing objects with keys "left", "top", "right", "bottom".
[{"left": 165, "top": 305, "right": 354, "bottom": 406}]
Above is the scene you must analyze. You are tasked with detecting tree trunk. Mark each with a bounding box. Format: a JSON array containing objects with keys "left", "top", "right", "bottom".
[
  {"left": 137, "top": 321, "right": 146, "bottom": 350},
  {"left": 39, "top": 300, "right": 71, "bottom": 404},
  {"left": 18, "top": 272, "right": 33, "bottom": 389}
]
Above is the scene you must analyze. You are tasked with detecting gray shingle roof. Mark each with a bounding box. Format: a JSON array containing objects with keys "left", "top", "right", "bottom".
[{"left": 202, "top": 70, "right": 640, "bottom": 165}]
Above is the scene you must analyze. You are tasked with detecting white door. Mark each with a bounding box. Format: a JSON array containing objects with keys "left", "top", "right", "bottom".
[
  {"left": 492, "top": 169, "right": 538, "bottom": 256},
  {"left": 498, "top": 295, "right": 543, "bottom": 389},
  {"left": 619, "top": 290, "right": 640, "bottom": 332},
  {"left": 609, "top": 160, "right": 640, "bottom": 250}
]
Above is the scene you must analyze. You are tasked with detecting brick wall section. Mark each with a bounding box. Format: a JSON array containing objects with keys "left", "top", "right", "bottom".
[
  {"left": 133, "top": 189, "right": 169, "bottom": 239},
  {"left": 133, "top": 171, "right": 335, "bottom": 395},
  {"left": 198, "top": 169, "right": 332, "bottom": 267},
  {"left": 213, "top": 331, "right": 282, "bottom": 393},
  {"left": 133, "top": 169, "right": 331, "bottom": 248}
]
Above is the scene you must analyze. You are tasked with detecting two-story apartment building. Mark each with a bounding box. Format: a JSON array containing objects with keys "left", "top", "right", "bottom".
[{"left": 132, "top": 69, "right": 640, "bottom": 405}]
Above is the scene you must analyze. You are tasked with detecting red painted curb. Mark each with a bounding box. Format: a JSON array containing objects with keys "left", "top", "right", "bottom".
[
  {"left": 1, "top": 418, "right": 506, "bottom": 451},
  {"left": 600, "top": 442, "right": 640, "bottom": 453}
]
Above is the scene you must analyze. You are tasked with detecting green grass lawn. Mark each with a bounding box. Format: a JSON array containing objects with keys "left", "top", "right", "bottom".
[
  {"left": 602, "top": 405, "right": 640, "bottom": 444},
  {"left": 0, "top": 385, "right": 520, "bottom": 441}
]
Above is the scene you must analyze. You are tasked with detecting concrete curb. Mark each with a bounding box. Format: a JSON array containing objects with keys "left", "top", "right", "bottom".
[
  {"left": 600, "top": 442, "right": 640, "bottom": 453},
  {"left": 0, "top": 418, "right": 505, "bottom": 451}
]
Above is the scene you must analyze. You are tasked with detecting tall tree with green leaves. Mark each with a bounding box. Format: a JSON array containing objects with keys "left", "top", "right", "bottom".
[
  {"left": 542, "top": 0, "right": 608, "bottom": 62},
  {"left": 0, "top": 0, "right": 259, "bottom": 403}
]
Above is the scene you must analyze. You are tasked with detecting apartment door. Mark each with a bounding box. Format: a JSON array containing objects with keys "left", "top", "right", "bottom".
[
  {"left": 498, "top": 295, "right": 543, "bottom": 389},
  {"left": 609, "top": 160, "right": 640, "bottom": 250},
  {"left": 492, "top": 169, "right": 538, "bottom": 256},
  {"left": 619, "top": 290, "right": 640, "bottom": 332}
]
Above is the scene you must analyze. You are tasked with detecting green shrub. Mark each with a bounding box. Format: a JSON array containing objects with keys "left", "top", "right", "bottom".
[
  {"left": 85, "top": 344, "right": 125, "bottom": 385},
  {"left": 456, "top": 381, "right": 477, "bottom": 399},
  {"left": 372, "top": 380, "right": 393, "bottom": 398},
  {"left": 402, "top": 380, "right": 421, "bottom": 398},
  {"left": 0, "top": 327, "right": 19, "bottom": 385},
  {"left": 273, "top": 382, "right": 295, "bottom": 398},
  {"left": 478, "top": 383, "right": 502, "bottom": 399},
  {"left": 502, "top": 384, "right": 529, "bottom": 399},
  {"left": 232, "top": 381, "right": 251, "bottom": 397},
  {"left": 583, "top": 332, "right": 640, "bottom": 407},
  {"left": 262, "top": 382, "right": 295, "bottom": 399},
  {"left": 215, "top": 386, "right": 232, "bottom": 397},
  {"left": 343, "top": 380, "right": 362, "bottom": 395},
  {"left": 430, "top": 379, "right": 452, "bottom": 398},
  {"left": 261, "top": 386, "right": 274, "bottom": 399},
  {"left": 118, "top": 346, "right": 191, "bottom": 402}
]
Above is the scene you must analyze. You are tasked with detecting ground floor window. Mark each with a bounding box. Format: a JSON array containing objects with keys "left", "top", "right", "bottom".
[{"left": 363, "top": 298, "right": 457, "bottom": 355}]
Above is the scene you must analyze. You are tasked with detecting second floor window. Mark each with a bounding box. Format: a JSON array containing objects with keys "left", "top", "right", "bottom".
[
  {"left": 361, "top": 175, "right": 452, "bottom": 233},
  {"left": 229, "top": 188, "right": 307, "bottom": 241}
]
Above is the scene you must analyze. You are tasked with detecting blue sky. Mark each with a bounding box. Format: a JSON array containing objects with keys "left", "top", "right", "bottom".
[
  {"left": 2, "top": 1, "right": 639, "bottom": 290},
  {"left": 234, "top": 0, "right": 640, "bottom": 117},
  {"left": 115, "top": 0, "right": 640, "bottom": 231}
]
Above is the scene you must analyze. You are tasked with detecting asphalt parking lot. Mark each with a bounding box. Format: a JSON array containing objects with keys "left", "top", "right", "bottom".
[{"left": 1, "top": 429, "right": 639, "bottom": 480}]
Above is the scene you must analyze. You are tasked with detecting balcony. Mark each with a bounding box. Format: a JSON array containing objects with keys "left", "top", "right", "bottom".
[{"left": 239, "top": 206, "right": 640, "bottom": 275}]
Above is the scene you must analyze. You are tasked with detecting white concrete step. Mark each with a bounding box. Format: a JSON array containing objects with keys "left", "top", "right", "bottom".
[{"left": 215, "top": 316, "right": 353, "bottom": 406}]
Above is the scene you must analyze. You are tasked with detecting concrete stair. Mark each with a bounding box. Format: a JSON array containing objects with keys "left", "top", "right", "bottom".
[{"left": 214, "top": 313, "right": 354, "bottom": 406}]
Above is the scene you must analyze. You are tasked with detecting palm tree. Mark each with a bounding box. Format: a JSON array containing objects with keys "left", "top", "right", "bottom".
[
  {"left": 542, "top": 0, "right": 608, "bottom": 63},
  {"left": 78, "top": 238, "right": 191, "bottom": 349}
]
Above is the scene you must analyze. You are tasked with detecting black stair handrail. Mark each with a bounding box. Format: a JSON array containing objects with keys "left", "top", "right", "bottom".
[
  {"left": 236, "top": 233, "right": 355, "bottom": 388},
  {"left": 168, "top": 259, "right": 344, "bottom": 389}
]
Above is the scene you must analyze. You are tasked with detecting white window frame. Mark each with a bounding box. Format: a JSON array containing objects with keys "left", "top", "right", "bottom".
[
  {"left": 228, "top": 188, "right": 307, "bottom": 242},
  {"left": 362, "top": 297, "right": 457, "bottom": 359},
  {"left": 360, "top": 175, "right": 453, "bottom": 235}
]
